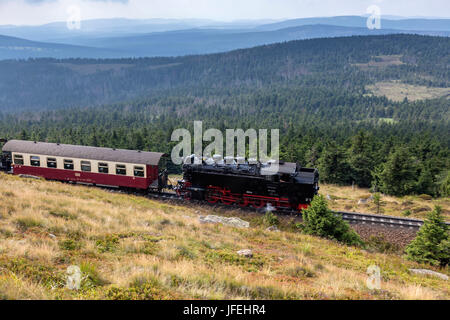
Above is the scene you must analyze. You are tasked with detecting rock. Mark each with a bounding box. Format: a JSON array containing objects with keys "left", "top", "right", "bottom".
[
  {"left": 409, "top": 269, "right": 449, "bottom": 281},
  {"left": 358, "top": 198, "right": 370, "bottom": 205},
  {"left": 237, "top": 249, "right": 253, "bottom": 258},
  {"left": 266, "top": 225, "right": 279, "bottom": 232},
  {"left": 198, "top": 215, "right": 249, "bottom": 228},
  {"left": 48, "top": 233, "right": 57, "bottom": 240}
]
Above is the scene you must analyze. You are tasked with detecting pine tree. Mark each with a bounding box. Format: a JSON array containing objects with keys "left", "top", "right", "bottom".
[
  {"left": 416, "top": 165, "right": 436, "bottom": 196},
  {"left": 437, "top": 170, "right": 450, "bottom": 197},
  {"left": 348, "top": 131, "right": 375, "bottom": 188},
  {"left": 406, "top": 206, "right": 449, "bottom": 267},
  {"left": 318, "top": 143, "right": 352, "bottom": 185},
  {"left": 376, "top": 148, "right": 417, "bottom": 196},
  {"left": 19, "top": 129, "right": 28, "bottom": 140},
  {"left": 373, "top": 193, "right": 382, "bottom": 214},
  {"left": 302, "top": 195, "right": 362, "bottom": 246}
]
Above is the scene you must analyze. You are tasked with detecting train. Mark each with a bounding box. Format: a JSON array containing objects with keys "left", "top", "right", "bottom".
[{"left": 0, "top": 139, "right": 319, "bottom": 212}]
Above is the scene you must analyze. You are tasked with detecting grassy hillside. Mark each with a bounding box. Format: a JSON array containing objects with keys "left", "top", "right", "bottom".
[
  {"left": 320, "top": 184, "right": 450, "bottom": 221},
  {"left": 0, "top": 173, "right": 448, "bottom": 300}
]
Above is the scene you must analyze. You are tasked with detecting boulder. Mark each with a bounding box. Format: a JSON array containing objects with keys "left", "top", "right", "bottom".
[
  {"left": 358, "top": 198, "right": 369, "bottom": 205},
  {"left": 198, "top": 215, "right": 249, "bottom": 228},
  {"left": 237, "top": 249, "right": 253, "bottom": 258},
  {"left": 266, "top": 225, "right": 279, "bottom": 232},
  {"left": 409, "top": 269, "right": 449, "bottom": 280}
]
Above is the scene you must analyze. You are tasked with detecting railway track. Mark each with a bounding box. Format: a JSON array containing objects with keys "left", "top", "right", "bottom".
[
  {"left": 144, "top": 190, "right": 450, "bottom": 230},
  {"left": 336, "top": 211, "right": 449, "bottom": 229}
]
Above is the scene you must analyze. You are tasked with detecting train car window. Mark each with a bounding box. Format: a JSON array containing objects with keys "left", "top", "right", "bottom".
[
  {"left": 116, "top": 164, "right": 127, "bottom": 175},
  {"left": 30, "top": 156, "right": 40, "bottom": 167},
  {"left": 98, "top": 163, "right": 109, "bottom": 174},
  {"left": 64, "top": 159, "right": 74, "bottom": 170},
  {"left": 81, "top": 161, "right": 91, "bottom": 172},
  {"left": 13, "top": 155, "right": 24, "bottom": 165},
  {"left": 134, "top": 166, "right": 145, "bottom": 177},
  {"left": 47, "top": 158, "right": 57, "bottom": 168}
]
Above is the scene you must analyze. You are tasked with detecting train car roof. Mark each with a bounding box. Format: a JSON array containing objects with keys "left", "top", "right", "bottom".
[{"left": 2, "top": 140, "right": 166, "bottom": 166}]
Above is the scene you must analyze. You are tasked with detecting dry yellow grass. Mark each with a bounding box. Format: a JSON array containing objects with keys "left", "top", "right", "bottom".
[
  {"left": 319, "top": 184, "right": 450, "bottom": 222},
  {"left": 0, "top": 173, "right": 448, "bottom": 300}
]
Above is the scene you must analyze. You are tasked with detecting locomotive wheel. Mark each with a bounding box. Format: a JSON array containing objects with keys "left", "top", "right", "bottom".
[
  {"left": 251, "top": 200, "right": 265, "bottom": 209},
  {"left": 206, "top": 195, "right": 218, "bottom": 204},
  {"left": 221, "top": 199, "right": 234, "bottom": 205}
]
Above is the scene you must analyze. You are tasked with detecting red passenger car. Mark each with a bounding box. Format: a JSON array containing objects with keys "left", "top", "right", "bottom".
[{"left": 2, "top": 140, "right": 169, "bottom": 191}]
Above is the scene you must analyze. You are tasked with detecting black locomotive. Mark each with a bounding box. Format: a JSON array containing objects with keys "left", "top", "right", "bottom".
[{"left": 176, "top": 155, "right": 319, "bottom": 211}]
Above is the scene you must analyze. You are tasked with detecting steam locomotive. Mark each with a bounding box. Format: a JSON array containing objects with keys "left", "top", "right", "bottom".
[
  {"left": 176, "top": 155, "right": 319, "bottom": 211},
  {"left": 0, "top": 139, "right": 319, "bottom": 212}
]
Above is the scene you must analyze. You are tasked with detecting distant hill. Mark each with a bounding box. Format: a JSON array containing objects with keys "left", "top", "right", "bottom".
[
  {"left": 0, "top": 15, "right": 449, "bottom": 60},
  {"left": 0, "top": 34, "right": 448, "bottom": 112},
  {"left": 256, "top": 16, "right": 450, "bottom": 31},
  {"left": 1, "top": 24, "right": 449, "bottom": 60},
  {"left": 70, "top": 24, "right": 449, "bottom": 57},
  {"left": 0, "top": 18, "right": 272, "bottom": 42},
  {"left": 0, "top": 34, "right": 119, "bottom": 60}
]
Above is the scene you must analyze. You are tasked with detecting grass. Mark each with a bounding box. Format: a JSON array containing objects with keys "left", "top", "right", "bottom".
[
  {"left": 366, "top": 80, "right": 450, "bottom": 102},
  {"left": 0, "top": 172, "right": 448, "bottom": 300},
  {"left": 319, "top": 184, "right": 450, "bottom": 222}
]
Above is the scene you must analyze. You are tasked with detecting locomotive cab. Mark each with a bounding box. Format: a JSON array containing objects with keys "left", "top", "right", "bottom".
[{"left": 0, "top": 139, "right": 11, "bottom": 172}]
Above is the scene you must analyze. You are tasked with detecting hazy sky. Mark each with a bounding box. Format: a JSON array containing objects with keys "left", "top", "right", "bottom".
[{"left": 0, "top": 0, "right": 448, "bottom": 25}]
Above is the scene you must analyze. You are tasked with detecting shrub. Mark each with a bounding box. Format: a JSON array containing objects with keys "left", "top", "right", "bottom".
[
  {"left": 406, "top": 206, "right": 449, "bottom": 266},
  {"left": 302, "top": 195, "right": 362, "bottom": 246},
  {"left": 402, "top": 210, "right": 412, "bottom": 217},
  {"left": 96, "top": 235, "right": 120, "bottom": 253},
  {"left": 59, "top": 239, "right": 81, "bottom": 251},
  {"left": 105, "top": 276, "right": 172, "bottom": 300},
  {"left": 175, "top": 246, "right": 196, "bottom": 260},
  {"left": 262, "top": 210, "right": 279, "bottom": 227}
]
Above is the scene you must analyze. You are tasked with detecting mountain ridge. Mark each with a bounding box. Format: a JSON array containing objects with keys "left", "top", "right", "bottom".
[{"left": 1, "top": 23, "right": 449, "bottom": 60}]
